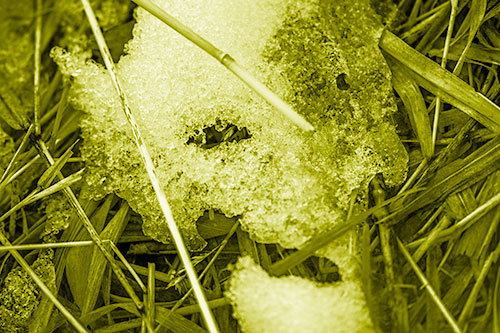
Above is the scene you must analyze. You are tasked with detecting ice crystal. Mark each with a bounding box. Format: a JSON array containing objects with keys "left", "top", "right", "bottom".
[{"left": 53, "top": 0, "right": 407, "bottom": 263}]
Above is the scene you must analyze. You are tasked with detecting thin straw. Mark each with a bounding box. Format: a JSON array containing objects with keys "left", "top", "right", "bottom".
[
  {"left": 431, "top": 0, "right": 458, "bottom": 152},
  {"left": 79, "top": 1, "right": 218, "bottom": 332},
  {"left": 130, "top": 0, "right": 314, "bottom": 132},
  {"left": 396, "top": 236, "right": 462, "bottom": 333}
]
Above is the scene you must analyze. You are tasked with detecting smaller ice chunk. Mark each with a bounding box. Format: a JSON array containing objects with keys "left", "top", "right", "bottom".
[{"left": 226, "top": 257, "right": 374, "bottom": 333}]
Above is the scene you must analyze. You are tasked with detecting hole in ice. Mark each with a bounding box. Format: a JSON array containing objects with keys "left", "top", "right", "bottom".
[{"left": 187, "top": 123, "right": 252, "bottom": 149}]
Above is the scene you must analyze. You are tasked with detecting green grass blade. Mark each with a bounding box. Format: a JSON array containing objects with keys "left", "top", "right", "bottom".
[
  {"left": 454, "top": 0, "right": 487, "bottom": 73},
  {"left": 82, "top": 201, "right": 130, "bottom": 314},
  {"left": 388, "top": 56, "right": 433, "bottom": 158},
  {"left": 66, "top": 195, "right": 114, "bottom": 311}
]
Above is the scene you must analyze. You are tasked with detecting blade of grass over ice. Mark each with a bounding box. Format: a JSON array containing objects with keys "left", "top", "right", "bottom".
[
  {"left": 269, "top": 189, "right": 422, "bottom": 276},
  {"left": 79, "top": 0, "right": 219, "bottom": 331},
  {"left": 130, "top": 0, "right": 314, "bottom": 132}
]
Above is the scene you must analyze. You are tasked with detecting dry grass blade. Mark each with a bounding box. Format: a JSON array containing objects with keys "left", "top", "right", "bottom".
[
  {"left": 380, "top": 30, "right": 500, "bottom": 132},
  {"left": 77, "top": 303, "right": 208, "bottom": 333},
  {"left": 236, "top": 226, "right": 260, "bottom": 264},
  {"left": 370, "top": 176, "right": 409, "bottom": 331},
  {"left": 399, "top": 2, "right": 450, "bottom": 44},
  {"left": 407, "top": 190, "right": 500, "bottom": 252},
  {"left": 147, "top": 262, "right": 156, "bottom": 329},
  {"left": 155, "top": 307, "right": 207, "bottom": 333},
  {"left": 37, "top": 140, "right": 77, "bottom": 189},
  {"left": 48, "top": 299, "right": 209, "bottom": 333},
  {"left": 0, "top": 154, "right": 40, "bottom": 193},
  {"left": 407, "top": 0, "right": 423, "bottom": 26},
  {"left": 0, "top": 240, "right": 97, "bottom": 251},
  {"left": 116, "top": 262, "right": 173, "bottom": 286},
  {"left": 398, "top": 159, "right": 428, "bottom": 195},
  {"left": 420, "top": 118, "right": 477, "bottom": 183},
  {"left": 418, "top": 190, "right": 500, "bottom": 248},
  {"left": 94, "top": 319, "right": 143, "bottom": 333},
  {"left": 454, "top": 171, "right": 500, "bottom": 257},
  {"left": 79, "top": 0, "right": 217, "bottom": 331},
  {"left": 485, "top": 1, "right": 500, "bottom": 21},
  {"left": 269, "top": 218, "right": 358, "bottom": 277},
  {"left": 429, "top": 38, "right": 500, "bottom": 65},
  {"left": 66, "top": 195, "right": 114, "bottom": 311},
  {"left": 130, "top": 0, "right": 313, "bottom": 132},
  {"left": 395, "top": 236, "right": 462, "bottom": 333},
  {"left": 174, "top": 298, "right": 230, "bottom": 316},
  {"left": 411, "top": 215, "right": 452, "bottom": 263},
  {"left": 494, "top": 266, "right": 500, "bottom": 333},
  {"left": 0, "top": 73, "right": 30, "bottom": 130},
  {"left": 414, "top": 1, "right": 453, "bottom": 54},
  {"left": 107, "top": 240, "right": 146, "bottom": 292},
  {"left": 49, "top": 85, "right": 69, "bottom": 149}
]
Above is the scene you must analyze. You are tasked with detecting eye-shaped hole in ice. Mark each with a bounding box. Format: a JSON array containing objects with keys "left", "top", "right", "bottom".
[
  {"left": 336, "top": 73, "right": 350, "bottom": 90},
  {"left": 187, "top": 123, "right": 252, "bottom": 149}
]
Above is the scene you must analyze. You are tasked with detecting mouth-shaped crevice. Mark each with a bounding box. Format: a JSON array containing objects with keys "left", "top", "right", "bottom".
[{"left": 187, "top": 123, "right": 252, "bottom": 149}]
